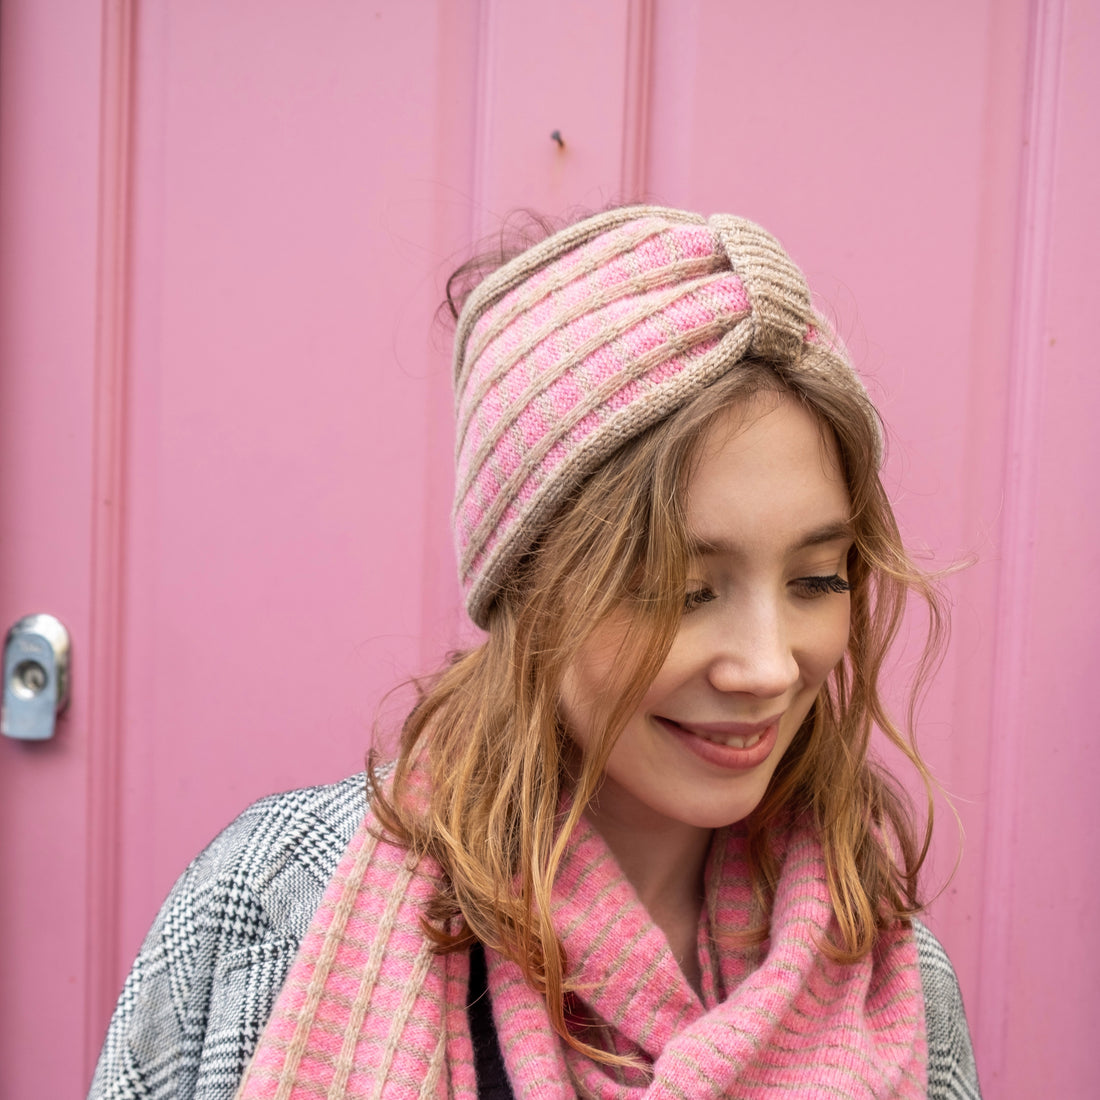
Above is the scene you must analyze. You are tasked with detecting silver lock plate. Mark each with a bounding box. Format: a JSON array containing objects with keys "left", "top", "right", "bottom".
[{"left": 2, "top": 614, "right": 70, "bottom": 741}]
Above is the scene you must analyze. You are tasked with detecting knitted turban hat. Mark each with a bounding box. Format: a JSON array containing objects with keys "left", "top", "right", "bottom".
[{"left": 452, "top": 205, "right": 881, "bottom": 628}]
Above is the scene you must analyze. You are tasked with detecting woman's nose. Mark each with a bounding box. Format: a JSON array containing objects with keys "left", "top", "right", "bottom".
[{"left": 705, "top": 601, "right": 799, "bottom": 699}]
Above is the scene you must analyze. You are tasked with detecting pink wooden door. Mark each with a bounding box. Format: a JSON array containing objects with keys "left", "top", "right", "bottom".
[{"left": 1, "top": 2, "right": 1096, "bottom": 1097}]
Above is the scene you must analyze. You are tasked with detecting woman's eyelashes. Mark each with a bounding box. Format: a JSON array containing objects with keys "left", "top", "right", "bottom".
[
  {"left": 683, "top": 586, "right": 717, "bottom": 612},
  {"left": 793, "top": 574, "right": 851, "bottom": 598},
  {"left": 682, "top": 574, "right": 850, "bottom": 611}
]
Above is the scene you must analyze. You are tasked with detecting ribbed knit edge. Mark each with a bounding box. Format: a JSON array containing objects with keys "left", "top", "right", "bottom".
[{"left": 461, "top": 319, "right": 754, "bottom": 627}]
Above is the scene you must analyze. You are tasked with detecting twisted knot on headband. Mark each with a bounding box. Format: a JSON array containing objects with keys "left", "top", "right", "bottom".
[
  {"left": 709, "top": 213, "right": 810, "bottom": 365},
  {"left": 451, "top": 205, "right": 879, "bottom": 628}
]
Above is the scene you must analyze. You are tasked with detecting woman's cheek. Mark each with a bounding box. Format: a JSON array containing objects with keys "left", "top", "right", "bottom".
[{"left": 809, "top": 606, "right": 852, "bottom": 687}]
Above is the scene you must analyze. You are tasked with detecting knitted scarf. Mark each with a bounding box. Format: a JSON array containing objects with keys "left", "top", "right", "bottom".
[{"left": 236, "top": 803, "right": 926, "bottom": 1099}]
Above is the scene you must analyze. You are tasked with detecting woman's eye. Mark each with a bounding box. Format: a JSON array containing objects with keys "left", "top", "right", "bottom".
[
  {"left": 794, "top": 574, "right": 851, "bottom": 598},
  {"left": 683, "top": 586, "right": 716, "bottom": 612}
]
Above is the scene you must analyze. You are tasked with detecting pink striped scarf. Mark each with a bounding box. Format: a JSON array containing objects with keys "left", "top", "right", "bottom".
[{"left": 237, "top": 805, "right": 926, "bottom": 1099}]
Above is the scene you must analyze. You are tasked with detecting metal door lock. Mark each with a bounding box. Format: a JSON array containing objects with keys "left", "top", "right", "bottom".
[{"left": 2, "top": 614, "right": 70, "bottom": 741}]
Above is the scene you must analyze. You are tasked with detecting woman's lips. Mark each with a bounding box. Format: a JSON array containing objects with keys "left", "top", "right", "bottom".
[{"left": 654, "top": 716, "right": 782, "bottom": 769}]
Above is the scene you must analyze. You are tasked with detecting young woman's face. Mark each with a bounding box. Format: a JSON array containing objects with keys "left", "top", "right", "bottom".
[{"left": 560, "top": 393, "right": 854, "bottom": 838}]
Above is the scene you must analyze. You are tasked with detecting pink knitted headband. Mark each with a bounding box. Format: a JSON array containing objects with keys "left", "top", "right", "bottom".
[{"left": 452, "top": 205, "right": 880, "bottom": 628}]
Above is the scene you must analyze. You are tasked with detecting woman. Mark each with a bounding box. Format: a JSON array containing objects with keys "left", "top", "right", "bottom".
[{"left": 90, "top": 207, "right": 981, "bottom": 1098}]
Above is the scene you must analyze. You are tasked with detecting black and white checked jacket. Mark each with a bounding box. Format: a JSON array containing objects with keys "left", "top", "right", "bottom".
[{"left": 88, "top": 775, "right": 982, "bottom": 1099}]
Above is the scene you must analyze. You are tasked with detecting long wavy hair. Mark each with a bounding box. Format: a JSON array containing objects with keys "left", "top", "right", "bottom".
[{"left": 369, "top": 219, "right": 948, "bottom": 1060}]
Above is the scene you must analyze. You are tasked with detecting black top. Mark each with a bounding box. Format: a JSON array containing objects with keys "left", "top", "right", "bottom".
[{"left": 468, "top": 941, "right": 517, "bottom": 1099}]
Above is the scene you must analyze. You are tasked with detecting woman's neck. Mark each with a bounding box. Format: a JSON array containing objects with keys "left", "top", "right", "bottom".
[{"left": 581, "top": 802, "right": 712, "bottom": 997}]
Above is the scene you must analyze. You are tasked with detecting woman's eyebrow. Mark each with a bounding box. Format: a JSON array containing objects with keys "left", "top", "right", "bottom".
[
  {"left": 687, "top": 519, "right": 855, "bottom": 557},
  {"left": 791, "top": 519, "right": 856, "bottom": 551}
]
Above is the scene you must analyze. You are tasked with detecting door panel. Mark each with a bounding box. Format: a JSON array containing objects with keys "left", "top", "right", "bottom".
[{"left": 0, "top": 1, "right": 102, "bottom": 1093}]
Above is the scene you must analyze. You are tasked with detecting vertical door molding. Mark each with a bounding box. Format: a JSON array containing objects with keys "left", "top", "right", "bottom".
[
  {"left": 469, "top": 0, "right": 494, "bottom": 240},
  {"left": 620, "top": 0, "right": 655, "bottom": 203},
  {"left": 84, "top": 0, "right": 137, "bottom": 1072},
  {"left": 975, "top": 0, "right": 1065, "bottom": 1081}
]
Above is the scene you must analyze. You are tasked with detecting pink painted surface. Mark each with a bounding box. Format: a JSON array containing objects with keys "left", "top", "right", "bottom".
[
  {"left": 0, "top": 2, "right": 101, "bottom": 1096},
  {"left": 0, "top": 2, "right": 1096, "bottom": 1096},
  {"left": 989, "top": 2, "right": 1100, "bottom": 1092},
  {"left": 470, "top": 0, "right": 634, "bottom": 230}
]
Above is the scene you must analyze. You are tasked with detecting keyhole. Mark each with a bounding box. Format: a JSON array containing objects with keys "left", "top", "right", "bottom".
[{"left": 11, "top": 660, "right": 48, "bottom": 700}]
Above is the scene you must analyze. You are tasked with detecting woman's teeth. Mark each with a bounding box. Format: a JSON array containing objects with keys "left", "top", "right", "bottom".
[{"left": 694, "top": 728, "right": 766, "bottom": 749}]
